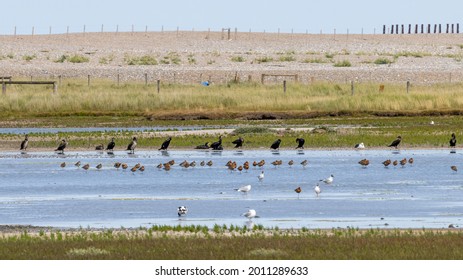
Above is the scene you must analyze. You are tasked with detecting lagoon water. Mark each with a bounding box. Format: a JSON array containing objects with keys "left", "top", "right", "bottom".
[{"left": 0, "top": 149, "right": 462, "bottom": 229}]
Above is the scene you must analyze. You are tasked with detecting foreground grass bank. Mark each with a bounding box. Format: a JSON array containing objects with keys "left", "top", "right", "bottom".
[
  {"left": 1, "top": 226, "right": 462, "bottom": 259},
  {"left": 2, "top": 79, "right": 463, "bottom": 119}
]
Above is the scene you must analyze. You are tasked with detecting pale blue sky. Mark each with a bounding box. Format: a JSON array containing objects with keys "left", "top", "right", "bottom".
[{"left": 1, "top": 0, "right": 462, "bottom": 34}]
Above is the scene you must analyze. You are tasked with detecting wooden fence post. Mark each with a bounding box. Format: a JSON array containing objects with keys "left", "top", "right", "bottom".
[
  {"left": 88, "top": 75, "right": 91, "bottom": 86},
  {"left": 351, "top": 81, "right": 354, "bottom": 95},
  {"left": 157, "top": 80, "right": 160, "bottom": 93},
  {"left": 406, "top": 81, "right": 410, "bottom": 94},
  {"left": 58, "top": 75, "right": 62, "bottom": 86},
  {"left": 145, "top": 73, "right": 148, "bottom": 86},
  {"left": 283, "top": 80, "right": 286, "bottom": 93},
  {"left": 2, "top": 82, "right": 5, "bottom": 95}
]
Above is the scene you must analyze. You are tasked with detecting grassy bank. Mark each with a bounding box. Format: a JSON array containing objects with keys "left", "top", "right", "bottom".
[
  {"left": 0, "top": 115, "right": 459, "bottom": 150},
  {"left": 2, "top": 79, "right": 463, "bottom": 119},
  {"left": 1, "top": 226, "right": 462, "bottom": 259}
]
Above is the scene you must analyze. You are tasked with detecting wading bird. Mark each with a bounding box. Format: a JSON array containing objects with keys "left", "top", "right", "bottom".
[
  {"left": 295, "top": 138, "right": 305, "bottom": 149},
  {"left": 314, "top": 183, "right": 321, "bottom": 197},
  {"left": 232, "top": 137, "right": 244, "bottom": 149},
  {"left": 126, "top": 137, "right": 137, "bottom": 154},
  {"left": 450, "top": 133, "right": 457, "bottom": 147},
  {"left": 451, "top": 165, "right": 458, "bottom": 172},
  {"left": 106, "top": 138, "right": 116, "bottom": 151},
  {"left": 210, "top": 136, "right": 223, "bottom": 150},
  {"left": 258, "top": 171, "right": 264, "bottom": 181},
  {"left": 320, "top": 174, "right": 334, "bottom": 185},
  {"left": 159, "top": 137, "right": 172, "bottom": 151},
  {"left": 178, "top": 206, "right": 188, "bottom": 217},
  {"left": 235, "top": 184, "right": 251, "bottom": 193},
  {"left": 270, "top": 139, "right": 282, "bottom": 150},
  {"left": 55, "top": 139, "right": 67, "bottom": 154},
  {"left": 388, "top": 136, "right": 402, "bottom": 149},
  {"left": 354, "top": 142, "right": 365, "bottom": 149},
  {"left": 241, "top": 208, "right": 257, "bottom": 220},
  {"left": 294, "top": 186, "right": 302, "bottom": 199},
  {"left": 20, "top": 135, "right": 29, "bottom": 151}
]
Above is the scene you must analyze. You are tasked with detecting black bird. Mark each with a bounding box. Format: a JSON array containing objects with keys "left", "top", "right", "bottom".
[
  {"left": 127, "top": 137, "right": 137, "bottom": 154},
  {"left": 20, "top": 134, "right": 29, "bottom": 151},
  {"left": 295, "top": 138, "right": 305, "bottom": 149},
  {"left": 232, "top": 137, "right": 244, "bottom": 148},
  {"left": 270, "top": 139, "right": 282, "bottom": 150},
  {"left": 195, "top": 142, "right": 210, "bottom": 149},
  {"left": 95, "top": 143, "right": 104, "bottom": 150},
  {"left": 210, "top": 136, "right": 223, "bottom": 150},
  {"left": 55, "top": 139, "right": 67, "bottom": 154},
  {"left": 159, "top": 137, "right": 172, "bottom": 151},
  {"left": 388, "top": 136, "right": 402, "bottom": 149},
  {"left": 450, "top": 133, "right": 457, "bottom": 147},
  {"left": 106, "top": 137, "right": 116, "bottom": 151}
]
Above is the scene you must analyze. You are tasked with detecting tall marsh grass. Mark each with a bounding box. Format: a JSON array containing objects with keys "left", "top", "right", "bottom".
[{"left": 2, "top": 79, "right": 463, "bottom": 118}]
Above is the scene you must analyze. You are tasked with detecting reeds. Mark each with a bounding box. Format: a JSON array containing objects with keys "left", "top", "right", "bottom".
[{"left": 3, "top": 79, "right": 463, "bottom": 118}]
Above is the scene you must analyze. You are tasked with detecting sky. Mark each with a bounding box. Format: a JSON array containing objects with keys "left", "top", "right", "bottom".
[{"left": 1, "top": 0, "right": 462, "bottom": 35}]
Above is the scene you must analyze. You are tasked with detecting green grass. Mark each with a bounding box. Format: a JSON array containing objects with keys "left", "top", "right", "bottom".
[
  {"left": 1, "top": 227, "right": 463, "bottom": 259},
  {"left": 0, "top": 115, "right": 460, "bottom": 149},
  {"left": 374, "top": 58, "right": 393, "bottom": 65}
]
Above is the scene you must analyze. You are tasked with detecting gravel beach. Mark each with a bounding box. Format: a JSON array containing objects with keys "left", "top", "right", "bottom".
[{"left": 1, "top": 31, "right": 463, "bottom": 84}]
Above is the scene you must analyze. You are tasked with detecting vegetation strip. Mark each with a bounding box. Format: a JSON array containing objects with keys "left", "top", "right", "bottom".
[{"left": 1, "top": 226, "right": 462, "bottom": 259}]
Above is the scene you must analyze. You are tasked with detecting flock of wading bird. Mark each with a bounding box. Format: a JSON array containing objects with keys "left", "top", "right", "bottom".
[{"left": 17, "top": 132, "right": 459, "bottom": 219}]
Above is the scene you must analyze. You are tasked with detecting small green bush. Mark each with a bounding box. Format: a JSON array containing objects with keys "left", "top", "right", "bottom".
[
  {"left": 125, "top": 55, "right": 157, "bottom": 65},
  {"left": 255, "top": 57, "right": 274, "bottom": 63},
  {"left": 68, "top": 55, "right": 89, "bottom": 63},
  {"left": 333, "top": 60, "right": 351, "bottom": 67},
  {"left": 374, "top": 58, "right": 392, "bottom": 65},
  {"left": 279, "top": 55, "right": 296, "bottom": 62},
  {"left": 231, "top": 56, "right": 245, "bottom": 62}
]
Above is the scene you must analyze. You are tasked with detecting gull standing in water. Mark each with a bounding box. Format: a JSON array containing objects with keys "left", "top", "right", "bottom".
[
  {"left": 320, "top": 174, "right": 334, "bottom": 185},
  {"left": 258, "top": 171, "right": 264, "bottom": 181},
  {"left": 235, "top": 184, "right": 251, "bottom": 193},
  {"left": 178, "top": 206, "right": 188, "bottom": 217},
  {"left": 314, "top": 183, "right": 321, "bottom": 197},
  {"left": 241, "top": 208, "right": 257, "bottom": 220}
]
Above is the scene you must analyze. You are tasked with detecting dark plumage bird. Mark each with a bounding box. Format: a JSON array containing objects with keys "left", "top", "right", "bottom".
[
  {"left": 126, "top": 137, "right": 137, "bottom": 153},
  {"left": 159, "top": 137, "right": 172, "bottom": 151},
  {"left": 195, "top": 142, "right": 210, "bottom": 149},
  {"left": 55, "top": 139, "right": 67, "bottom": 154},
  {"left": 95, "top": 143, "right": 104, "bottom": 150},
  {"left": 20, "top": 134, "right": 29, "bottom": 151},
  {"left": 450, "top": 133, "right": 457, "bottom": 147},
  {"left": 270, "top": 139, "right": 282, "bottom": 150},
  {"left": 295, "top": 138, "right": 305, "bottom": 149},
  {"left": 232, "top": 137, "right": 244, "bottom": 148},
  {"left": 388, "top": 136, "right": 402, "bottom": 149},
  {"left": 106, "top": 138, "right": 116, "bottom": 151},
  {"left": 210, "top": 136, "right": 223, "bottom": 150}
]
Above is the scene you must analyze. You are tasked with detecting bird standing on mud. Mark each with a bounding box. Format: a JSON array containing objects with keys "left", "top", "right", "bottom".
[
  {"left": 127, "top": 137, "right": 137, "bottom": 154},
  {"left": 195, "top": 142, "right": 210, "bottom": 149},
  {"left": 270, "top": 139, "right": 282, "bottom": 150},
  {"left": 295, "top": 138, "right": 305, "bottom": 149},
  {"left": 232, "top": 137, "right": 244, "bottom": 149},
  {"left": 159, "top": 137, "right": 172, "bottom": 151},
  {"left": 388, "top": 136, "right": 402, "bottom": 149},
  {"left": 55, "top": 139, "right": 67, "bottom": 154},
  {"left": 210, "top": 135, "right": 223, "bottom": 150},
  {"left": 450, "top": 133, "right": 457, "bottom": 147},
  {"left": 20, "top": 134, "right": 29, "bottom": 151},
  {"left": 106, "top": 138, "right": 116, "bottom": 151}
]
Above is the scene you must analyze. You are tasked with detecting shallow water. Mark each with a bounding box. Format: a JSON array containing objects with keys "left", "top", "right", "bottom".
[{"left": 0, "top": 149, "right": 462, "bottom": 229}]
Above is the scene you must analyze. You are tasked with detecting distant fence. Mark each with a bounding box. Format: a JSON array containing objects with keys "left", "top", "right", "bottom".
[
  {"left": 2, "top": 71, "right": 463, "bottom": 91},
  {"left": 383, "top": 23, "right": 460, "bottom": 34}
]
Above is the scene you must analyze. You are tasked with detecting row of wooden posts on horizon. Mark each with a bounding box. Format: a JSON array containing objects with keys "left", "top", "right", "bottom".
[
  {"left": 383, "top": 23, "right": 460, "bottom": 34},
  {"left": 1, "top": 74, "right": 415, "bottom": 95}
]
